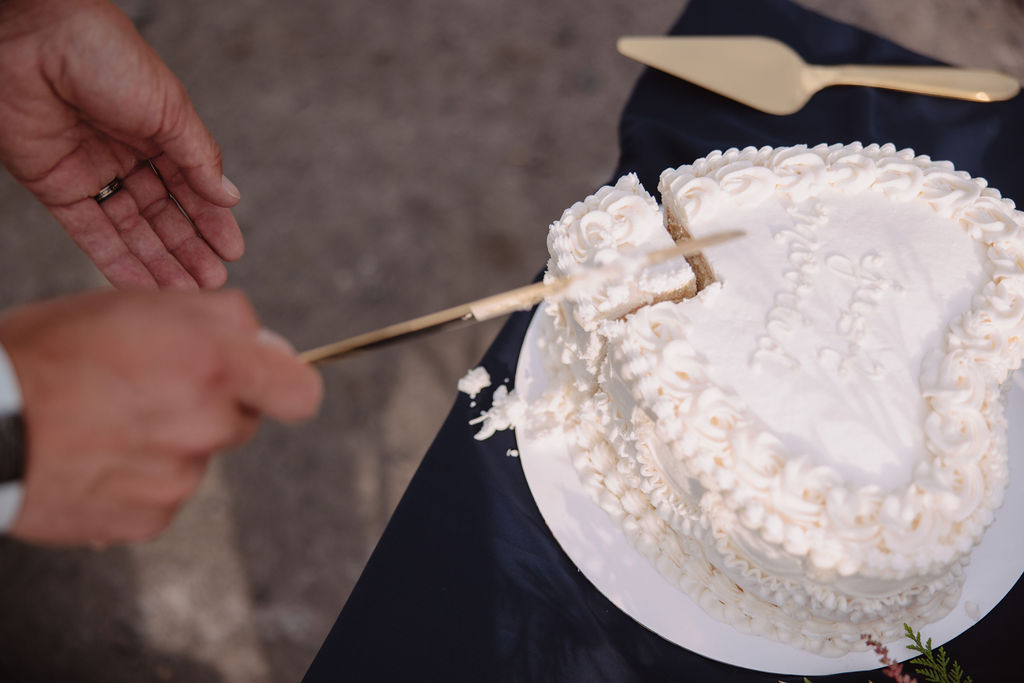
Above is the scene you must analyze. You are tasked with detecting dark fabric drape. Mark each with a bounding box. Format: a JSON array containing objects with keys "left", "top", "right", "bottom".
[{"left": 305, "top": 1, "right": 1023, "bottom": 680}]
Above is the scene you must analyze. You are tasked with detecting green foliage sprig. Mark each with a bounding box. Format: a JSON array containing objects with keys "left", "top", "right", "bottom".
[
  {"left": 902, "top": 624, "right": 972, "bottom": 683},
  {"left": 778, "top": 623, "right": 976, "bottom": 683}
]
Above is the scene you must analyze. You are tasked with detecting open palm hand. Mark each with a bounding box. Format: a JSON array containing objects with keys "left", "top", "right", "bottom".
[{"left": 0, "top": 0, "right": 244, "bottom": 289}]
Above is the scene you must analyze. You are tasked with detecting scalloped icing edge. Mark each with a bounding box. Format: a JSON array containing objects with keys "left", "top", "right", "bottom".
[{"left": 545, "top": 142, "right": 1024, "bottom": 656}]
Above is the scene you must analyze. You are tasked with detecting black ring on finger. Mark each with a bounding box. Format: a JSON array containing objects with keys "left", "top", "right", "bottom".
[{"left": 93, "top": 177, "right": 124, "bottom": 204}]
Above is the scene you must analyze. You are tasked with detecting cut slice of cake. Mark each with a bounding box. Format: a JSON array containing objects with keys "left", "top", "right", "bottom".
[{"left": 543, "top": 172, "right": 695, "bottom": 389}]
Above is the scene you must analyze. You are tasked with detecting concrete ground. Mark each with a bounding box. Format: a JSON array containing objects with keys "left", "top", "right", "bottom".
[{"left": 0, "top": 1, "right": 1021, "bottom": 681}]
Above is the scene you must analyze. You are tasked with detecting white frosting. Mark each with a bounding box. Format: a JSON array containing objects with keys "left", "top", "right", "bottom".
[
  {"left": 544, "top": 173, "right": 696, "bottom": 387},
  {"left": 458, "top": 366, "right": 492, "bottom": 398},
  {"left": 532, "top": 143, "right": 1024, "bottom": 655},
  {"left": 469, "top": 384, "right": 529, "bottom": 441},
  {"left": 665, "top": 188, "right": 985, "bottom": 487}
]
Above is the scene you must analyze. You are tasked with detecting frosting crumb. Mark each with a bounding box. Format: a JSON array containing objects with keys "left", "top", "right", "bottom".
[
  {"left": 469, "top": 384, "right": 527, "bottom": 440},
  {"left": 458, "top": 366, "right": 491, "bottom": 398}
]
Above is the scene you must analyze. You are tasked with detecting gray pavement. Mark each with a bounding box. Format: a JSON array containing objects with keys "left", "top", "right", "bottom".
[{"left": 0, "top": 1, "right": 1022, "bottom": 681}]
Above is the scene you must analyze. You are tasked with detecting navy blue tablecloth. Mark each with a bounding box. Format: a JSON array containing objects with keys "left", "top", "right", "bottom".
[{"left": 304, "top": 0, "right": 1024, "bottom": 680}]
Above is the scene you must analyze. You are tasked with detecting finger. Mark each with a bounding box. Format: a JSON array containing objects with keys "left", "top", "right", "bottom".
[
  {"left": 112, "top": 505, "right": 178, "bottom": 544},
  {"left": 123, "top": 163, "right": 229, "bottom": 288},
  {"left": 150, "top": 87, "right": 242, "bottom": 210},
  {"left": 101, "top": 455, "right": 211, "bottom": 509},
  {"left": 51, "top": 6, "right": 239, "bottom": 211},
  {"left": 194, "top": 406, "right": 260, "bottom": 453},
  {"left": 143, "top": 398, "right": 262, "bottom": 456},
  {"left": 9, "top": 450, "right": 206, "bottom": 546},
  {"left": 183, "top": 288, "right": 261, "bottom": 333},
  {"left": 49, "top": 200, "right": 159, "bottom": 290},
  {"left": 19, "top": 130, "right": 140, "bottom": 207},
  {"left": 95, "top": 187, "right": 200, "bottom": 290},
  {"left": 150, "top": 154, "right": 245, "bottom": 262},
  {"left": 220, "top": 331, "right": 323, "bottom": 424},
  {"left": 257, "top": 327, "right": 298, "bottom": 354}
]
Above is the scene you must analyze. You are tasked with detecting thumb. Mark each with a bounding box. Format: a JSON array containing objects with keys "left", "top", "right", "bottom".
[
  {"left": 221, "top": 328, "right": 323, "bottom": 424},
  {"left": 54, "top": 1, "right": 242, "bottom": 209},
  {"left": 152, "top": 88, "right": 242, "bottom": 208}
]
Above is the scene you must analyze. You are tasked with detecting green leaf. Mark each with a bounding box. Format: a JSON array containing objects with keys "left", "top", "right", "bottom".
[{"left": 902, "top": 623, "right": 973, "bottom": 683}]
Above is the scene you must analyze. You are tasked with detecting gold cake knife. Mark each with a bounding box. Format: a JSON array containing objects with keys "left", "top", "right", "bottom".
[
  {"left": 618, "top": 36, "right": 1021, "bottom": 115},
  {"left": 299, "top": 230, "right": 743, "bottom": 364}
]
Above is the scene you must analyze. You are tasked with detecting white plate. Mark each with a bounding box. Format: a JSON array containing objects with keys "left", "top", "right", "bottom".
[{"left": 515, "top": 304, "right": 1024, "bottom": 676}]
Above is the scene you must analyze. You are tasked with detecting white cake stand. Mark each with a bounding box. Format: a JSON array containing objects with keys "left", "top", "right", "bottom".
[{"left": 515, "top": 304, "right": 1024, "bottom": 676}]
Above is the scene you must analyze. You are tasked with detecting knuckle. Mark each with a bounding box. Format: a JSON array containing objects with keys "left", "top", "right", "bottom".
[
  {"left": 197, "top": 369, "right": 238, "bottom": 415},
  {"left": 196, "top": 260, "right": 228, "bottom": 290},
  {"left": 133, "top": 459, "right": 209, "bottom": 513},
  {"left": 292, "top": 368, "right": 325, "bottom": 422},
  {"left": 216, "top": 289, "right": 259, "bottom": 329},
  {"left": 129, "top": 507, "right": 177, "bottom": 543},
  {"left": 215, "top": 412, "right": 259, "bottom": 451},
  {"left": 156, "top": 475, "right": 199, "bottom": 508},
  {"left": 227, "top": 413, "right": 261, "bottom": 449},
  {"left": 158, "top": 92, "right": 191, "bottom": 147},
  {"left": 189, "top": 348, "right": 228, "bottom": 391},
  {"left": 209, "top": 140, "right": 224, "bottom": 171},
  {"left": 308, "top": 370, "right": 325, "bottom": 411},
  {"left": 138, "top": 194, "right": 178, "bottom": 226},
  {"left": 168, "top": 458, "right": 209, "bottom": 501}
]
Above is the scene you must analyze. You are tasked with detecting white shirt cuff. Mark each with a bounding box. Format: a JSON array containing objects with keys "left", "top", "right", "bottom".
[
  {"left": 0, "top": 341, "right": 21, "bottom": 415},
  {"left": 0, "top": 342, "right": 24, "bottom": 533},
  {"left": 0, "top": 483, "right": 22, "bottom": 530}
]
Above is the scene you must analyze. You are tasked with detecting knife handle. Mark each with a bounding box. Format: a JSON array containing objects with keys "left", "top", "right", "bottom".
[{"left": 812, "top": 65, "right": 1020, "bottom": 102}]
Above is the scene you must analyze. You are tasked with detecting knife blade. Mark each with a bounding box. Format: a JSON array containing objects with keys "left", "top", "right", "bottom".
[{"left": 298, "top": 229, "right": 744, "bottom": 365}]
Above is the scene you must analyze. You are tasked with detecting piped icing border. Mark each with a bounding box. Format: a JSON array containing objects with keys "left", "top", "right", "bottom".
[
  {"left": 565, "top": 389, "right": 964, "bottom": 655},
  {"left": 643, "top": 142, "right": 1022, "bottom": 578},
  {"left": 550, "top": 143, "right": 1024, "bottom": 654}
]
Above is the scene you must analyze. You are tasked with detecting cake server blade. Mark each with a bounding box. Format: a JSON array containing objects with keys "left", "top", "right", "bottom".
[
  {"left": 298, "top": 229, "right": 744, "bottom": 365},
  {"left": 618, "top": 35, "right": 1020, "bottom": 115}
]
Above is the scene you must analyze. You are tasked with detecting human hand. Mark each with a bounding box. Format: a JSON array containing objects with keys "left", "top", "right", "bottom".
[
  {"left": 0, "top": 0, "right": 243, "bottom": 290},
  {"left": 0, "top": 289, "right": 323, "bottom": 545}
]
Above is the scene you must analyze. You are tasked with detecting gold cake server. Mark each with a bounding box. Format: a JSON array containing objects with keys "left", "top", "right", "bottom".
[
  {"left": 618, "top": 35, "right": 1021, "bottom": 115},
  {"left": 299, "top": 229, "right": 743, "bottom": 365}
]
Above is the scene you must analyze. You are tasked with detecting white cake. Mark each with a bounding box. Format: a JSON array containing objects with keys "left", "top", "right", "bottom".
[
  {"left": 543, "top": 173, "right": 696, "bottom": 389},
  {"left": 537, "top": 143, "right": 1024, "bottom": 655}
]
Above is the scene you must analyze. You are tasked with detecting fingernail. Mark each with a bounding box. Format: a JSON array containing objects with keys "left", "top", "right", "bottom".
[
  {"left": 221, "top": 174, "right": 241, "bottom": 201},
  {"left": 257, "top": 327, "right": 296, "bottom": 354}
]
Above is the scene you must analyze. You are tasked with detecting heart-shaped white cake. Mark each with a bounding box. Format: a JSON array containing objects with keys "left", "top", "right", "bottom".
[{"left": 539, "top": 143, "right": 1024, "bottom": 655}]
